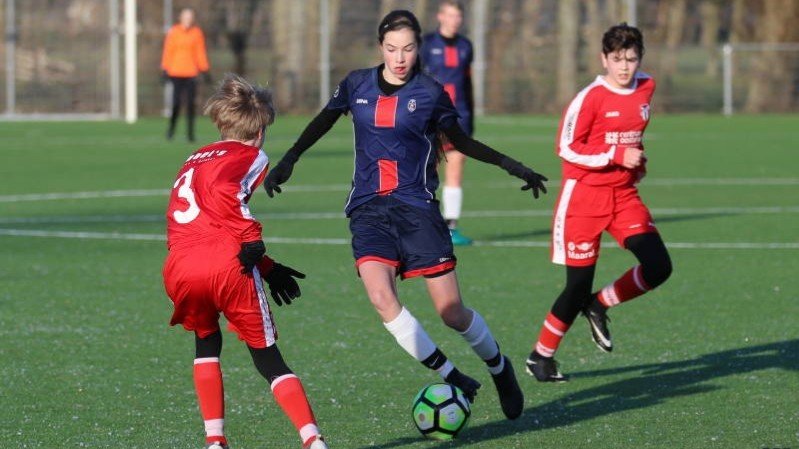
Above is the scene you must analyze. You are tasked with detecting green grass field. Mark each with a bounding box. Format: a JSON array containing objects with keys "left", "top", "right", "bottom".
[{"left": 1, "top": 114, "right": 797, "bottom": 449}]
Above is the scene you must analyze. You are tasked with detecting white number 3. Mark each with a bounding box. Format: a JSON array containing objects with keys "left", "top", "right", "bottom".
[{"left": 172, "top": 167, "right": 200, "bottom": 224}]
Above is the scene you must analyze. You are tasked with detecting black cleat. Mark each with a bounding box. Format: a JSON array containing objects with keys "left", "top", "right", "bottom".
[
  {"left": 583, "top": 298, "right": 612, "bottom": 353},
  {"left": 490, "top": 356, "right": 524, "bottom": 419},
  {"left": 445, "top": 368, "right": 481, "bottom": 403},
  {"left": 525, "top": 352, "right": 568, "bottom": 383}
]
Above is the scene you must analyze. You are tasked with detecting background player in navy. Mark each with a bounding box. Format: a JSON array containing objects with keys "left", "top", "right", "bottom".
[
  {"left": 263, "top": 10, "right": 547, "bottom": 421},
  {"left": 421, "top": 0, "right": 475, "bottom": 245}
]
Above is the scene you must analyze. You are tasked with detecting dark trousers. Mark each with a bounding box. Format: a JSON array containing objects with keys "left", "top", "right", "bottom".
[{"left": 167, "top": 77, "right": 197, "bottom": 141}]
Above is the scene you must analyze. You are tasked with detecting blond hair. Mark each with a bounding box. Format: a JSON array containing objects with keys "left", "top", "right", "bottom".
[{"left": 204, "top": 73, "right": 275, "bottom": 141}]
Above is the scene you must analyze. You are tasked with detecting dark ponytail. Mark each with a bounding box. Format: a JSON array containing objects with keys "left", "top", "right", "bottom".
[{"left": 378, "top": 9, "right": 422, "bottom": 45}]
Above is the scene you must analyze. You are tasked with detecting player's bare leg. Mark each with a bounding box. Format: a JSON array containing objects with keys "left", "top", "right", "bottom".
[
  {"left": 426, "top": 271, "right": 523, "bottom": 419},
  {"left": 442, "top": 150, "right": 472, "bottom": 246},
  {"left": 359, "top": 261, "right": 480, "bottom": 402}
]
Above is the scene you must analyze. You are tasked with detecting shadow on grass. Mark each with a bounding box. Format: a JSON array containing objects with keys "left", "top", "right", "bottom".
[{"left": 360, "top": 339, "right": 799, "bottom": 448}]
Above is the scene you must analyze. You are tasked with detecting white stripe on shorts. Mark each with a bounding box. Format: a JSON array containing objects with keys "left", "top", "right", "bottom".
[
  {"left": 252, "top": 266, "right": 277, "bottom": 347},
  {"left": 552, "top": 179, "right": 578, "bottom": 265}
]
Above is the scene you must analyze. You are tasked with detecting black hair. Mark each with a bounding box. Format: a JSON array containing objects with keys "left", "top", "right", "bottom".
[
  {"left": 378, "top": 9, "right": 423, "bottom": 45},
  {"left": 602, "top": 22, "right": 644, "bottom": 57}
]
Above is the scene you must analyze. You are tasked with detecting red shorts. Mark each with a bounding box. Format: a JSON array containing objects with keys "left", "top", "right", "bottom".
[
  {"left": 551, "top": 179, "right": 658, "bottom": 267},
  {"left": 162, "top": 240, "right": 277, "bottom": 348}
]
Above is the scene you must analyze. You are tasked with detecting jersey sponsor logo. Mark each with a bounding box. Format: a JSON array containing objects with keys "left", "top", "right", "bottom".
[
  {"left": 640, "top": 103, "right": 650, "bottom": 121},
  {"left": 604, "top": 130, "right": 642, "bottom": 145},
  {"left": 567, "top": 241, "right": 596, "bottom": 260},
  {"left": 185, "top": 149, "right": 227, "bottom": 162},
  {"left": 356, "top": 98, "right": 369, "bottom": 105},
  {"left": 407, "top": 98, "right": 417, "bottom": 112},
  {"left": 431, "top": 48, "right": 443, "bottom": 55},
  {"left": 605, "top": 110, "right": 620, "bottom": 118}
]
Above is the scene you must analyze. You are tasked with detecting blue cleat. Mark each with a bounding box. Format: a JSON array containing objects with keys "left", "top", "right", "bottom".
[{"left": 450, "top": 228, "right": 473, "bottom": 246}]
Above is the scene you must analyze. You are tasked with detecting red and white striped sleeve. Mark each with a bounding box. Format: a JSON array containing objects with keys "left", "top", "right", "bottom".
[
  {"left": 214, "top": 149, "right": 269, "bottom": 243},
  {"left": 556, "top": 84, "right": 625, "bottom": 170}
]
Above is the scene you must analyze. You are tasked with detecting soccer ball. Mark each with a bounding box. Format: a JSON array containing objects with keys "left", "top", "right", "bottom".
[{"left": 411, "top": 383, "right": 471, "bottom": 440}]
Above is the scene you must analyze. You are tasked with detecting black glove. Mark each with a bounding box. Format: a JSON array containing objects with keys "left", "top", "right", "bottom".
[
  {"left": 237, "top": 240, "right": 266, "bottom": 274},
  {"left": 500, "top": 157, "right": 548, "bottom": 199},
  {"left": 160, "top": 70, "right": 170, "bottom": 85},
  {"left": 202, "top": 71, "right": 213, "bottom": 85},
  {"left": 263, "top": 152, "right": 300, "bottom": 198},
  {"left": 264, "top": 263, "right": 306, "bottom": 306}
]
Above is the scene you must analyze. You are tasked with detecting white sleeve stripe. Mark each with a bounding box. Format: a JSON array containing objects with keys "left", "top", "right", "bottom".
[
  {"left": 237, "top": 150, "right": 269, "bottom": 220},
  {"left": 558, "top": 82, "right": 615, "bottom": 168}
]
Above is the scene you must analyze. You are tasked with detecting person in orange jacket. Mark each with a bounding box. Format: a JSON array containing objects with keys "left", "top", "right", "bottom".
[{"left": 162, "top": 8, "right": 211, "bottom": 142}]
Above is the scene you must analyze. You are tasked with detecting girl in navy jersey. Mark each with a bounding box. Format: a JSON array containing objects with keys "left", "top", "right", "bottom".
[
  {"left": 264, "top": 10, "right": 546, "bottom": 420},
  {"left": 526, "top": 23, "right": 673, "bottom": 383}
]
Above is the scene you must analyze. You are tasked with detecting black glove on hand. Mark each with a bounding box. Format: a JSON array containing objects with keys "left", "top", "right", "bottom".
[
  {"left": 202, "top": 71, "right": 213, "bottom": 85},
  {"left": 264, "top": 263, "right": 306, "bottom": 306},
  {"left": 263, "top": 152, "right": 300, "bottom": 198},
  {"left": 238, "top": 240, "right": 266, "bottom": 274},
  {"left": 160, "top": 70, "right": 169, "bottom": 85},
  {"left": 500, "top": 157, "right": 549, "bottom": 199}
]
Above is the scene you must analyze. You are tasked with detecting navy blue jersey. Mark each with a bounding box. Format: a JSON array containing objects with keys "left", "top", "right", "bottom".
[
  {"left": 421, "top": 32, "right": 473, "bottom": 133},
  {"left": 326, "top": 66, "right": 459, "bottom": 216}
]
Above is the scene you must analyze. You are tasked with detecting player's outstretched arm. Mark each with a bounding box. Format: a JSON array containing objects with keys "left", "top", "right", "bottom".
[
  {"left": 441, "top": 123, "right": 548, "bottom": 198},
  {"left": 263, "top": 263, "right": 306, "bottom": 306},
  {"left": 263, "top": 107, "right": 343, "bottom": 197}
]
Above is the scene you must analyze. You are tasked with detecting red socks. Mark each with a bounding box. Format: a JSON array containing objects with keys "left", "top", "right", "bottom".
[
  {"left": 534, "top": 312, "right": 571, "bottom": 358},
  {"left": 597, "top": 265, "right": 650, "bottom": 307},
  {"left": 194, "top": 357, "right": 226, "bottom": 445},
  {"left": 271, "top": 374, "right": 321, "bottom": 446}
]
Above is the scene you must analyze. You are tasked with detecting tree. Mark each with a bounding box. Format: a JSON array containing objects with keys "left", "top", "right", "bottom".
[
  {"left": 557, "top": 0, "right": 579, "bottom": 108},
  {"left": 744, "top": 0, "right": 799, "bottom": 112},
  {"left": 699, "top": 0, "right": 721, "bottom": 78}
]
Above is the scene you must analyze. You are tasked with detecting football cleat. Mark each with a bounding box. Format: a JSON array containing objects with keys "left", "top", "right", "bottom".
[
  {"left": 490, "top": 356, "right": 524, "bottom": 419},
  {"left": 525, "top": 352, "right": 568, "bottom": 383},
  {"left": 583, "top": 298, "right": 612, "bottom": 353},
  {"left": 449, "top": 228, "right": 473, "bottom": 246},
  {"left": 444, "top": 368, "right": 482, "bottom": 403},
  {"left": 205, "top": 442, "right": 228, "bottom": 449}
]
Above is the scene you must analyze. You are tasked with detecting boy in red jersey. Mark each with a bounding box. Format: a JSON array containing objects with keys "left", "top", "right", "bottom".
[
  {"left": 162, "top": 74, "right": 328, "bottom": 449},
  {"left": 526, "top": 23, "right": 672, "bottom": 382}
]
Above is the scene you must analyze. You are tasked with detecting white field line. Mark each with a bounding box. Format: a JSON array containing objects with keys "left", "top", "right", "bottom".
[
  {"left": 2, "top": 177, "right": 798, "bottom": 203},
  {"left": 0, "top": 228, "right": 796, "bottom": 250},
  {"left": 1, "top": 205, "right": 798, "bottom": 225}
]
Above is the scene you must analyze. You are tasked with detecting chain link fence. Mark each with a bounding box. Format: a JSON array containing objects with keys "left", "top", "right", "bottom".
[{"left": 2, "top": 0, "right": 798, "bottom": 118}]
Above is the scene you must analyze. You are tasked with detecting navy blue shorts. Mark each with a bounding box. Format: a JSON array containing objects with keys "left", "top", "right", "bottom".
[{"left": 349, "top": 196, "right": 457, "bottom": 279}]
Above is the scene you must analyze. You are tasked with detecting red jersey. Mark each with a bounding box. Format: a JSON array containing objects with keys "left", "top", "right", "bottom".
[
  {"left": 555, "top": 73, "right": 655, "bottom": 187},
  {"left": 166, "top": 141, "right": 268, "bottom": 250}
]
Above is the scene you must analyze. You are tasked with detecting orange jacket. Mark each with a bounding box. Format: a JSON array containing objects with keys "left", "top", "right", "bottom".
[{"left": 161, "top": 24, "right": 210, "bottom": 78}]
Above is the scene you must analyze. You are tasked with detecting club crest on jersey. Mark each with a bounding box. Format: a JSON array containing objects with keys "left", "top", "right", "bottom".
[
  {"left": 407, "top": 99, "right": 417, "bottom": 112},
  {"left": 640, "top": 103, "right": 650, "bottom": 121}
]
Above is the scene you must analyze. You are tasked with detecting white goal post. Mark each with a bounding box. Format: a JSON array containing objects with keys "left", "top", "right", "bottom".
[
  {"left": 1, "top": 0, "right": 137, "bottom": 122},
  {"left": 722, "top": 42, "right": 799, "bottom": 116}
]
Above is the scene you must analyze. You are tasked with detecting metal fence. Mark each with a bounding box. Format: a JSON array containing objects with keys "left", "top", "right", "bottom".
[{"left": 2, "top": 0, "right": 798, "bottom": 119}]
